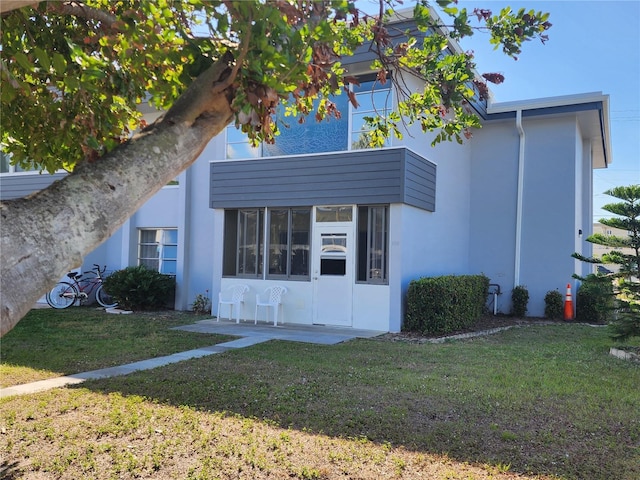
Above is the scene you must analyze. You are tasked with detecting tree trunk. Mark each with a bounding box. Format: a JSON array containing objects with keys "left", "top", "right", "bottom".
[{"left": 0, "top": 57, "right": 235, "bottom": 336}]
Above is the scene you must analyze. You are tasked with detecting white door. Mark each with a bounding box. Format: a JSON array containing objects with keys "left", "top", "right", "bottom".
[{"left": 312, "top": 226, "right": 353, "bottom": 326}]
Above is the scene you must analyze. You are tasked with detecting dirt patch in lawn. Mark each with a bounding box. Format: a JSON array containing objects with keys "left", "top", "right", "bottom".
[{"left": 377, "top": 315, "right": 565, "bottom": 343}]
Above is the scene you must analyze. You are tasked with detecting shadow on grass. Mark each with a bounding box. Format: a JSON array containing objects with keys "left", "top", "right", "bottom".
[{"left": 73, "top": 326, "right": 640, "bottom": 480}]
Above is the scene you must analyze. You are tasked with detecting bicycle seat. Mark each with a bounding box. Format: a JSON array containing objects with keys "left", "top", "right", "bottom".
[{"left": 66, "top": 272, "right": 81, "bottom": 279}]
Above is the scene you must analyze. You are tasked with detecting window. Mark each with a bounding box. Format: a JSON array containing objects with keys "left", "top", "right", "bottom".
[
  {"left": 357, "top": 205, "right": 389, "bottom": 284},
  {"left": 223, "top": 208, "right": 310, "bottom": 280},
  {"left": 138, "top": 229, "right": 177, "bottom": 275},
  {"left": 0, "top": 151, "right": 38, "bottom": 173},
  {"left": 350, "top": 80, "right": 392, "bottom": 150},
  {"left": 267, "top": 208, "right": 311, "bottom": 279},
  {"left": 225, "top": 78, "right": 392, "bottom": 159},
  {"left": 226, "top": 125, "right": 261, "bottom": 160},
  {"left": 223, "top": 209, "right": 264, "bottom": 277},
  {"left": 315, "top": 206, "right": 353, "bottom": 222}
]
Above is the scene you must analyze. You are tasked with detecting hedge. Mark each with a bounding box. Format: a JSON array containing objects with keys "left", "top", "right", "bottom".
[{"left": 405, "top": 274, "right": 490, "bottom": 335}]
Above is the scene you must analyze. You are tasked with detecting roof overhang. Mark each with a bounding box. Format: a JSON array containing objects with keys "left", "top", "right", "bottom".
[{"left": 485, "top": 92, "right": 611, "bottom": 169}]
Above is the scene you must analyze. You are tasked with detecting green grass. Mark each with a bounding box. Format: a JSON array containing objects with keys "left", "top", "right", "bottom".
[
  {"left": 0, "top": 308, "right": 235, "bottom": 387},
  {"left": 1, "top": 311, "right": 639, "bottom": 480}
]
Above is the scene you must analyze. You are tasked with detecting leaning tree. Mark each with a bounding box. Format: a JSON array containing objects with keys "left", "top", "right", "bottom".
[{"left": 0, "top": 0, "right": 551, "bottom": 336}]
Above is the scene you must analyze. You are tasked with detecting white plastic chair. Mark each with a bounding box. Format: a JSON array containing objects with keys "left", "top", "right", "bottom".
[
  {"left": 254, "top": 285, "right": 287, "bottom": 326},
  {"left": 217, "top": 285, "right": 249, "bottom": 323}
]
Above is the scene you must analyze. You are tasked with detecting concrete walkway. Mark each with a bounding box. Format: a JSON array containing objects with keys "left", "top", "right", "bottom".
[{"left": 0, "top": 319, "right": 384, "bottom": 399}]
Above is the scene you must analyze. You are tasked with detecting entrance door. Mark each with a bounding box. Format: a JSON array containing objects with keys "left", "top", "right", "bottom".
[{"left": 312, "top": 226, "right": 352, "bottom": 326}]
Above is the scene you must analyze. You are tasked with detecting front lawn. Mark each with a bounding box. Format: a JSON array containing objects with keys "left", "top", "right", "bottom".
[
  {"left": 1, "top": 310, "right": 638, "bottom": 479},
  {"left": 0, "top": 307, "right": 233, "bottom": 387}
]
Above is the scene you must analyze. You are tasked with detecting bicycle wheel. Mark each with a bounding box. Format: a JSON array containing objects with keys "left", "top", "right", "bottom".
[
  {"left": 46, "top": 282, "right": 78, "bottom": 309},
  {"left": 95, "top": 284, "right": 118, "bottom": 308}
]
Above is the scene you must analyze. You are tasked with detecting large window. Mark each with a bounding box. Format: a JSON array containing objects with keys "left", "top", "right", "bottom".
[
  {"left": 223, "top": 209, "right": 264, "bottom": 277},
  {"left": 226, "top": 78, "right": 392, "bottom": 159},
  {"left": 138, "top": 229, "right": 177, "bottom": 275},
  {"left": 223, "top": 208, "right": 310, "bottom": 279},
  {"left": 357, "top": 205, "right": 389, "bottom": 284},
  {"left": 268, "top": 208, "right": 311, "bottom": 279}
]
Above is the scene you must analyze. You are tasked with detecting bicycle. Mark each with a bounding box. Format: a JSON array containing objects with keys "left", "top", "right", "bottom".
[{"left": 46, "top": 264, "right": 118, "bottom": 309}]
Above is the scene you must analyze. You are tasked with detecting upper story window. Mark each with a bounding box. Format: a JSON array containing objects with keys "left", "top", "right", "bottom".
[
  {"left": 138, "top": 228, "right": 178, "bottom": 275},
  {"left": 1, "top": 151, "right": 38, "bottom": 174},
  {"left": 351, "top": 81, "right": 392, "bottom": 150},
  {"left": 226, "top": 77, "right": 392, "bottom": 159}
]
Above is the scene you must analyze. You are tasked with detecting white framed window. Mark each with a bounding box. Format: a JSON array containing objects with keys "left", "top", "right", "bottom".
[{"left": 138, "top": 228, "right": 178, "bottom": 275}]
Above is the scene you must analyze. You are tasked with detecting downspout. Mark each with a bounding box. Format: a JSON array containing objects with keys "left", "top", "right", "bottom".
[{"left": 514, "top": 109, "right": 525, "bottom": 288}]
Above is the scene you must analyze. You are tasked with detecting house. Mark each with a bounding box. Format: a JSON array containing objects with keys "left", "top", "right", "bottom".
[
  {"left": 592, "top": 222, "right": 635, "bottom": 274},
  {"left": 0, "top": 10, "right": 611, "bottom": 330}
]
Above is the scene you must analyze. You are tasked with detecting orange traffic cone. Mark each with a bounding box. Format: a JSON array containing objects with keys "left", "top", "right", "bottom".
[{"left": 563, "top": 283, "right": 574, "bottom": 321}]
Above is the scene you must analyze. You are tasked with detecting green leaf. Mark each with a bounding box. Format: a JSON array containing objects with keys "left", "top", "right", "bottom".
[
  {"left": 86, "top": 135, "right": 100, "bottom": 150},
  {"left": 1, "top": 84, "right": 17, "bottom": 103},
  {"left": 33, "top": 47, "right": 50, "bottom": 71},
  {"left": 14, "top": 52, "right": 33, "bottom": 72},
  {"left": 52, "top": 53, "right": 67, "bottom": 75}
]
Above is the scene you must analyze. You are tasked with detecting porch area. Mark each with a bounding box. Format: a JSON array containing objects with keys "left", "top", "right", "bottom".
[{"left": 173, "top": 318, "right": 386, "bottom": 345}]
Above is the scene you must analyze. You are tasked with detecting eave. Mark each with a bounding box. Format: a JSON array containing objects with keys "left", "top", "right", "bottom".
[{"left": 485, "top": 92, "right": 611, "bottom": 169}]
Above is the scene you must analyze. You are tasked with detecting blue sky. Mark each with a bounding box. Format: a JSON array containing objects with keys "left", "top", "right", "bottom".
[
  {"left": 361, "top": 0, "right": 640, "bottom": 220},
  {"left": 453, "top": 0, "right": 640, "bottom": 221}
]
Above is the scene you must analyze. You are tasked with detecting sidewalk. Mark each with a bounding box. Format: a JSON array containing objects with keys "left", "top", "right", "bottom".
[{"left": 0, "top": 319, "right": 385, "bottom": 399}]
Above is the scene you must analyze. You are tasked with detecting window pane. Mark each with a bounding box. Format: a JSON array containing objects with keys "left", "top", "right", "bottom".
[
  {"left": 140, "top": 258, "right": 159, "bottom": 271},
  {"left": 238, "top": 210, "right": 261, "bottom": 275},
  {"left": 227, "top": 126, "right": 248, "bottom": 143},
  {"left": 161, "top": 260, "right": 177, "bottom": 275},
  {"left": 227, "top": 142, "right": 261, "bottom": 159},
  {"left": 223, "top": 210, "right": 239, "bottom": 276},
  {"left": 140, "top": 230, "right": 158, "bottom": 244},
  {"left": 163, "top": 229, "right": 178, "bottom": 245},
  {"left": 263, "top": 95, "right": 350, "bottom": 156},
  {"left": 322, "top": 234, "right": 347, "bottom": 253},
  {"left": 162, "top": 245, "right": 177, "bottom": 259},
  {"left": 0, "top": 152, "right": 10, "bottom": 173},
  {"left": 316, "top": 206, "right": 353, "bottom": 222},
  {"left": 139, "top": 245, "right": 159, "bottom": 259},
  {"left": 355, "top": 88, "right": 392, "bottom": 112},
  {"left": 290, "top": 209, "right": 310, "bottom": 276},
  {"left": 357, "top": 205, "right": 388, "bottom": 283},
  {"left": 368, "top": 207, "right": 387, "bottom": 281},
  {"left": 268, "top": 209, "right": 289, "bottom": 275}
]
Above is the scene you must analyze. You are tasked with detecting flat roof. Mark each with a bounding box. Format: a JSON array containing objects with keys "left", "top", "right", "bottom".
[{"left": 486, "top": 92, "right": 611, "bottom": 169}]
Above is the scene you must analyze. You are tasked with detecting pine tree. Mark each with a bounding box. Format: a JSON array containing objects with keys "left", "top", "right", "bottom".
[{"left": 574, "top": 185, "right": 640, "bottom": 340}]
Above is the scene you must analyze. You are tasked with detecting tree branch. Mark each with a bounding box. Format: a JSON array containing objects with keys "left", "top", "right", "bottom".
[
  {"left": 0, "top": 0, "right": 38, "bottom": 14},
  {"left": 0, "top": 59, "right": 21, "bottom": 89},
  {"left": 47, "top": 1, "right": 118, "bottom": 28}
]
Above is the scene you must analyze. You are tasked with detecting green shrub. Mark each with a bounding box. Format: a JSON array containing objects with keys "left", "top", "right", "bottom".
[
  {"left": 576, "top": 275, "right": 613, "bottom": 324},
  {"left": 609, "top": 298, "right": 640, "bottom": 341},
  {"left": 511, "top": 285, "right": 529, "bottom": 317},
  {"left": 102, "top": 265, "right": 176, "bottom": 311},
  {"left": 405, "top": 274, "right": 489, "bottom": 335},
  {"left": 544, "top": 290, "right": 564, "bottom": 320}
]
